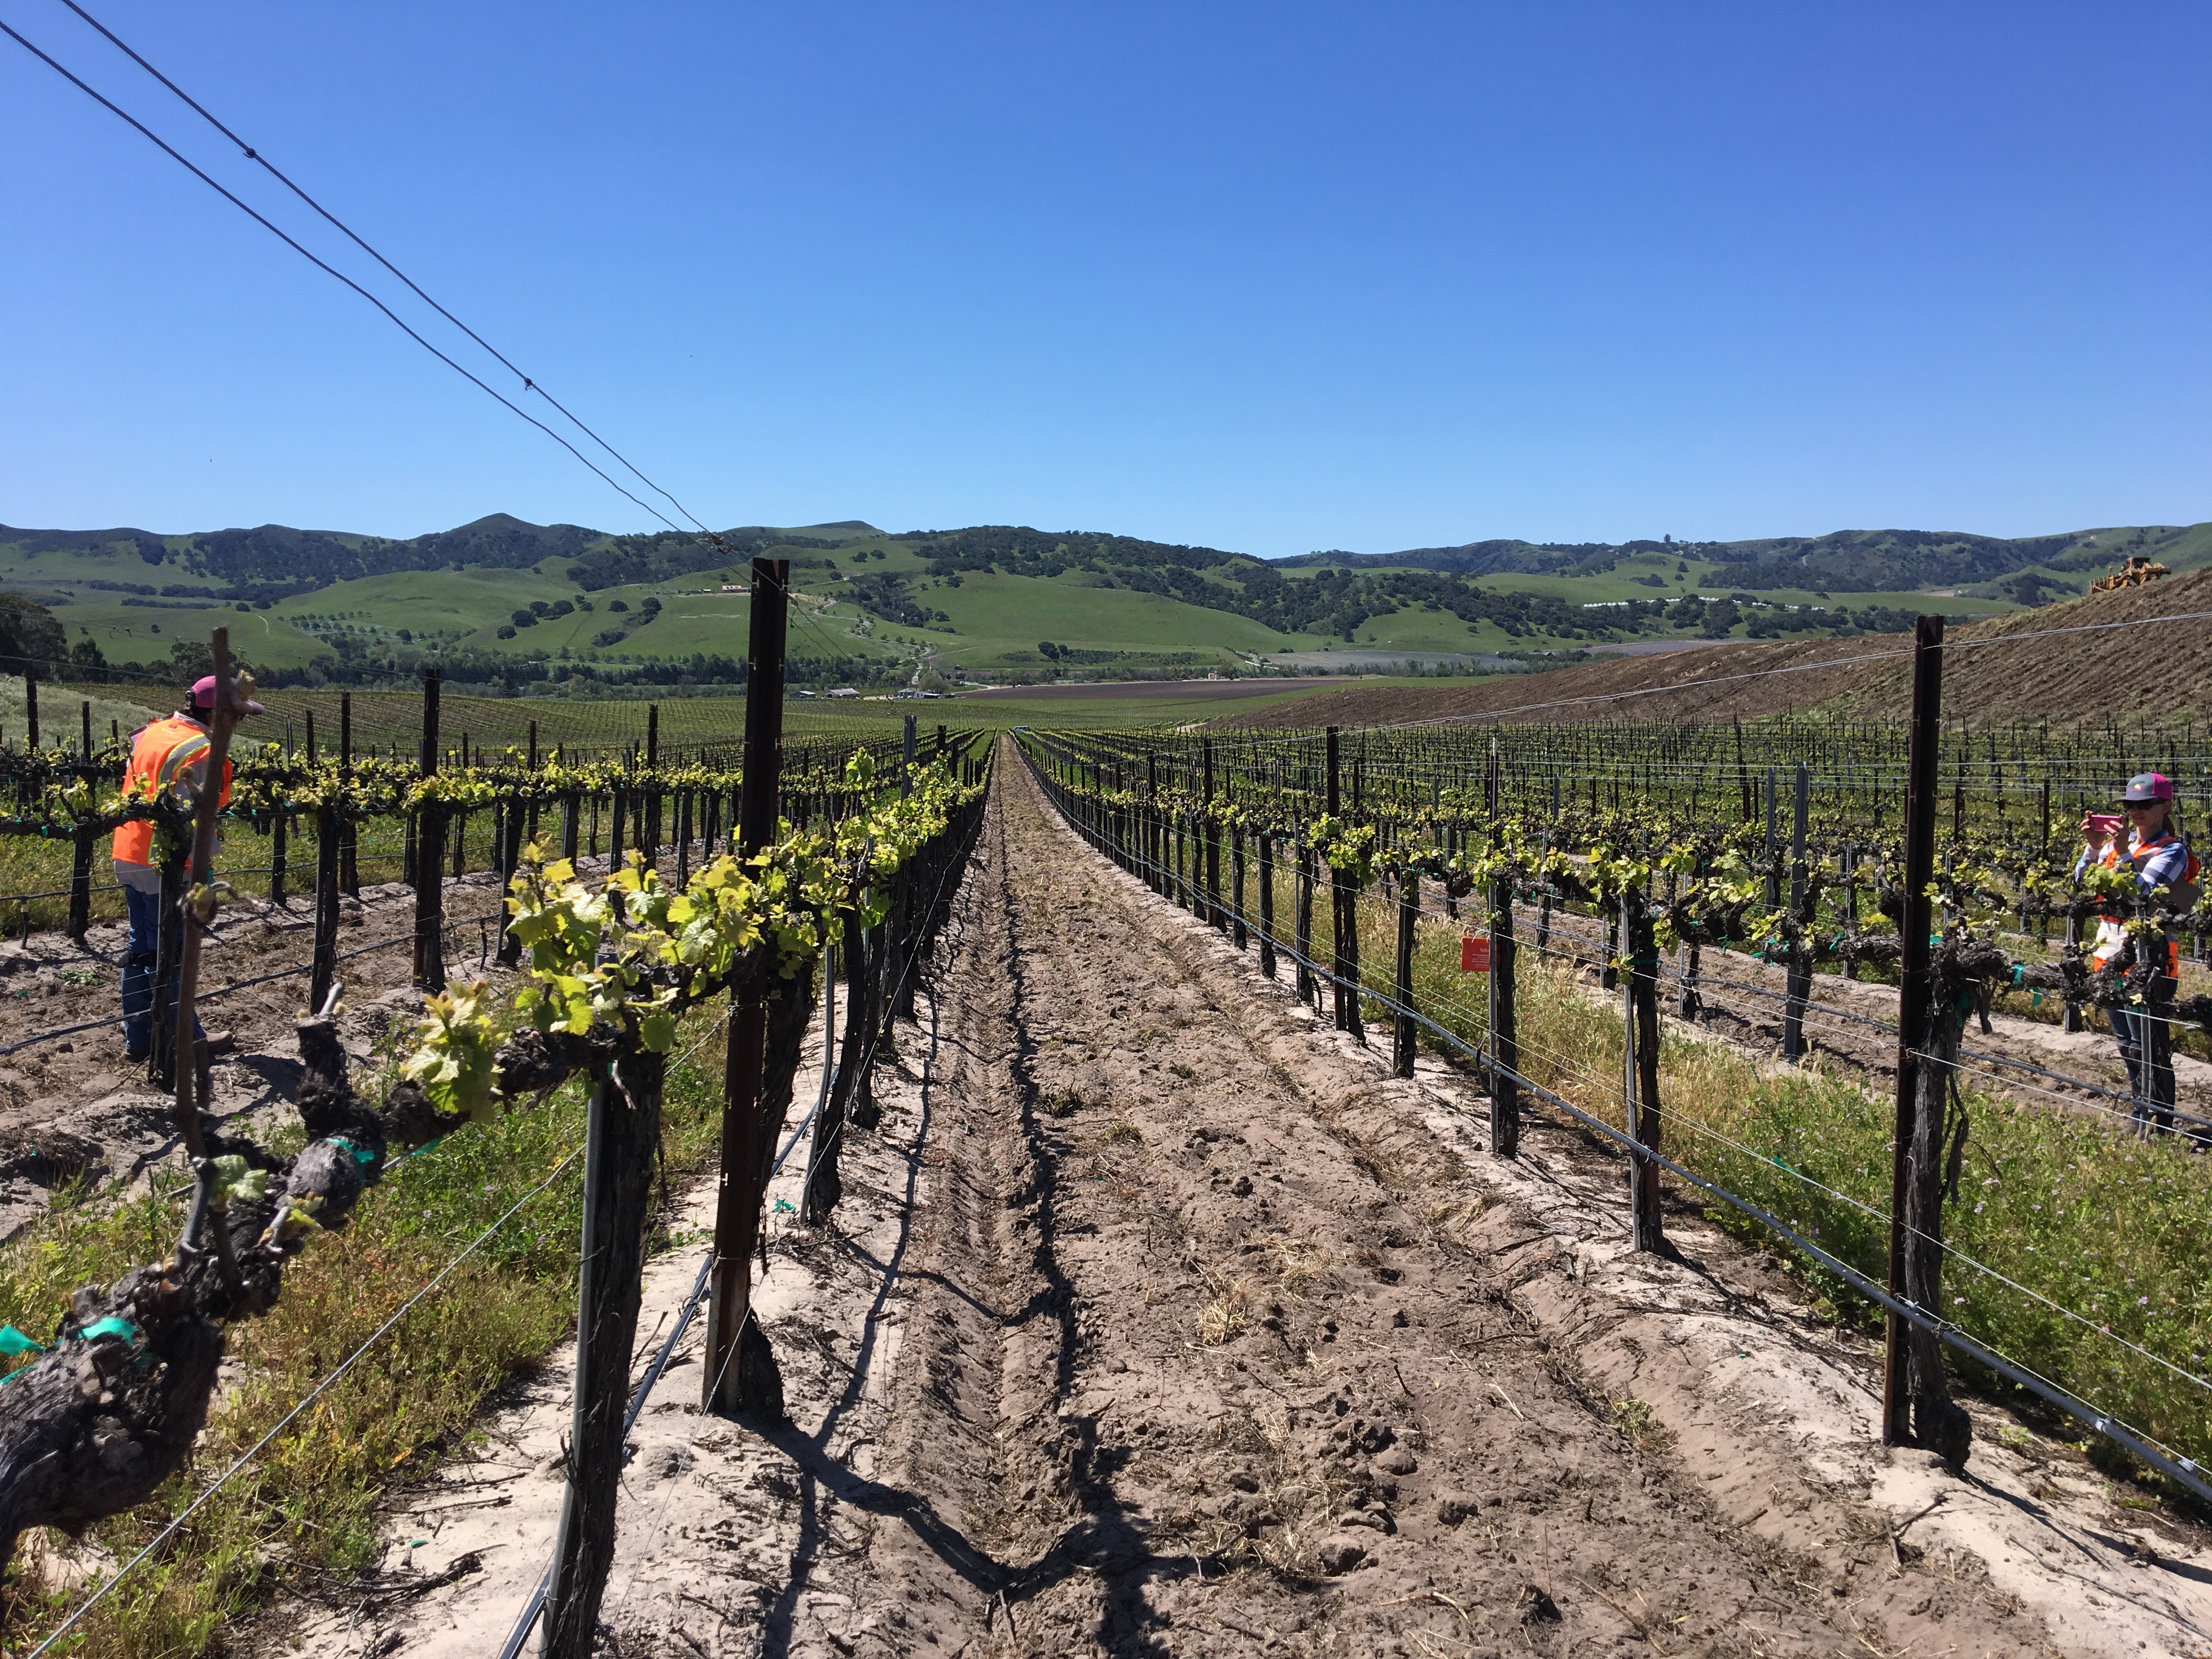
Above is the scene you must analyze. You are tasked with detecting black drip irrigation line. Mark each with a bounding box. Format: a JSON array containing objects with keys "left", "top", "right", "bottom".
[
  {"left": 0, "top": 909, "right": 503, "bottom": 1059},
  {"left": 1020, "top": 749, "right": 2212, "bottom": 1505}
]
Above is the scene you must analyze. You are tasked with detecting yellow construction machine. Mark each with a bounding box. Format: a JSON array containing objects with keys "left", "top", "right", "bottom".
[{"left": 2090, "top": 555, "right": 2170, "bottom": 593}]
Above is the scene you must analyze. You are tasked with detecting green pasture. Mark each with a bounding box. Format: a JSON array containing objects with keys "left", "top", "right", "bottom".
[{"left": 916, "top": 568, "right": 1307, "bottom": 667}]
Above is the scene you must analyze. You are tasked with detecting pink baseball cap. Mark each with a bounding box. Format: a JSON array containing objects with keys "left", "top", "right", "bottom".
[
  {"left": 189, "top": 675, "right": 266, "bottom": 715},
  {"left": 2120, "top": 772, "right": 2172, "bottom": 804}
]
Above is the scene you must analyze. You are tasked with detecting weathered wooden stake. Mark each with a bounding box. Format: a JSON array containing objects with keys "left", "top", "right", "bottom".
[
  {"left": 1625, "top": 894, "right": 1663, "bottom": 1251},
  {"left": 704, "top": 557, "right": 789, "bottom": 1419},
  {"left": 1783, "top": 761, "right": 1810, "bottom": 1062},
  {"left": 412, "top": 667, "right": 445, "bottom": 992},
  {"left": 1257, "top": 831, "right": 1277, "bottom": 978},
  {"left": 1488, "top": 747, "right": 1519, "bottom": 1156},
  {"left": 1392, "top": 870, "right": 1418, "bottom": 1079},
  {"left": 1884, "top": 616, "right": 1944, "bottom": 1448}
]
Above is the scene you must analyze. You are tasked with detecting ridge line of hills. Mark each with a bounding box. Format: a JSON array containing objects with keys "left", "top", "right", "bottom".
[{"left": 3, "top": 513, "right": 2205, "bottom": 603}]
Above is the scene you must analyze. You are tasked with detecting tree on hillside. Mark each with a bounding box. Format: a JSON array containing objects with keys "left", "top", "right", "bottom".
[{"left": 0, "top": 593, "right": 66, "bottom": 678}]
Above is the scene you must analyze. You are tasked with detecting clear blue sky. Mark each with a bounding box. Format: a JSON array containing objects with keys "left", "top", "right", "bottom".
[{"left": 2, "top": 2, "right": 2204, "bottom": 557}]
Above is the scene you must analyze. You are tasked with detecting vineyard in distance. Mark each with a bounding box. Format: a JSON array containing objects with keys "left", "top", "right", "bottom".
[{"left": 3, "top": 565, "right": 2212, "bottom": 1659}]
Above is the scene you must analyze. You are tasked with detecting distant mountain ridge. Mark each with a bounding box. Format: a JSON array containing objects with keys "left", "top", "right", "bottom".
[
  {"left": 1280, "top": 522, "right": 2211, "bottom": 593},
  {"left": 0, "top": 514, "right": 886, "bottom": 597},
  {"left": 5, "top": 512, "right": 2205, "bottom": 608}
]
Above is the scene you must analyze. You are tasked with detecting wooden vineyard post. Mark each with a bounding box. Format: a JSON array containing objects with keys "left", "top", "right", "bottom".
[
  {"left": 338, "top": 693, "right": 358, "bottom": 898},
  {"left": 269, "top": 796, "right": 289, "bottom": 907},
  {"left": 168, "top": 630, "right": 247, "bottom": 1121},
  {"left": 2036, "top": 778, "right": 2051, "bottom": 951},
  {"left": 892, "top": 715, "right": 919, "bottom": 1023},
  {"left": 1325, "top": 727, "right": 1358, "bottom": 1034},
  {"left": 1202, "top": 738, "right": 1222, "bottom": 930},
  {"left": 309, "top": 761, "right": 340, "bottom": 1017},
  {"left": 643, "top": 704, "right": 661, "bottom": 867},
  {"left": 1393, "top": 869, "right": 1418, "bottom": 1079},
  {"left": 540, "top": 1053, "right": 662, "bottom": 1659},
  {"left": 67, "top": 814, "right": 94, "bottom": 944},
  {"left": 1625, "top": 893, "right": 1663, "bottom": 1251},
  {"left": 1295, "top": 845, "right": 1316, "bottom": 1008},
  {"left": 412, "top": 668, "right": 445, "bottom": 992},
  {"left": 1783, "top": 761, "right": 1810, "bottom": 1063},
  {"left": 1153, "top": 769, "right": 1166, "bottom": 898},
  {"left": 1257, "top": 831, "right": 1277, "bottom": 978},
  {"left": 1884, "top": 616, "right": 1943, "bottom": 1447},
  {"left": 704, "top": 557, "right": 789, "bottom": 1419},
  {"left": 496, "top": 777, "right": 527, "bottom": 969},
  {"left": 1487, "top": 768, "right": 1519, "bottom": 1158},
  {"left": 1842, "top": 843, "right": 1860, "bottom": 982},
  {"left": 61, "top": 701, "right": 94, "bottom": 939},
  {"left": 1764, "top": 766, "right": 1780, "bottom": 911},
  {"left": 1231, "top": 825, "right": 1248, "bottom": 949}
]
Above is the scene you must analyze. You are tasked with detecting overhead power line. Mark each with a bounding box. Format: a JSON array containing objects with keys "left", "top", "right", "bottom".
[
  {"left": 0, "top": 8, "right": 696, "bottom": 539},
  {"left": 52, "top": 0, "right": 714, "bottom": 540}
]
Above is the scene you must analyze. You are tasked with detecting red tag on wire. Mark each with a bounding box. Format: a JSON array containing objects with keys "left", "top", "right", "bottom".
[{"left": 1460, "top": 936, "right": 1490, "bottom": 972}]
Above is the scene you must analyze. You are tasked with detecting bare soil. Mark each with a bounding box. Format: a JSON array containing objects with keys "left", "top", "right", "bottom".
[{"left": 276, "top": 752, "right": 2212, "bottom": 1659}]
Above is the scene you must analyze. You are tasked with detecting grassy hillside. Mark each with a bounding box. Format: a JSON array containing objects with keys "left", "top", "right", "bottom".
[{"left": 10, "top": 511, "right": 2203, "bottom": 694}]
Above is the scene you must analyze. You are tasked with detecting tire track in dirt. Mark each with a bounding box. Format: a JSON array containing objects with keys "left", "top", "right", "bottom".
[{"left": 780, "top": 746, "right": 2054, "bottom": 1658}]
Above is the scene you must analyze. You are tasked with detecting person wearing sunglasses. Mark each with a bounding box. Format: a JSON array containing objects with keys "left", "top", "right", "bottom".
[{"left": 2077, "top": 773, "right": 2201, "bottom": 1141}]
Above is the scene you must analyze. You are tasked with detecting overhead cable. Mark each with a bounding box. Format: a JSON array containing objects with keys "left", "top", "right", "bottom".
[{"left": 0, "top": 13, "right": 687, "bottom": 535}]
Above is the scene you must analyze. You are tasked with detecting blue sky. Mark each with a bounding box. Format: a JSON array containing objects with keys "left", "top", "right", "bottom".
[{"left": 2, "top": 2, "right": 2204, "bottom": 557}]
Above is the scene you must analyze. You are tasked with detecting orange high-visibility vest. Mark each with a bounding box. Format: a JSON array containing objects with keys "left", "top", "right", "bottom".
[
  {"left": 111, "top": 716, "right": 232, "bottom": 867},
  {"left": 2087, "top": 833, "right": 2198, "bottom": 977}
]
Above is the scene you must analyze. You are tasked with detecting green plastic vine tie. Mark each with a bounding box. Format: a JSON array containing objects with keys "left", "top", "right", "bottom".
[
  {"left": 77, "top": 1317, "right": 140, "bottom": 1346},
  {"left": 328, "top": 1136, "right": 379, "bottom": 1169},
  {"left": 0, "top": 1324, "right": 48, "bottom": 1385}
]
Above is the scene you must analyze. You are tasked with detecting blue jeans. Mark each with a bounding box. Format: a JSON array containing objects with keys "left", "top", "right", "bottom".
[
  {"left": 120, "top": 881, "right": 202, "bottom": 1056},
  {"left": 2111, "top": 973, "right": 2178, "bottom": 1137}
]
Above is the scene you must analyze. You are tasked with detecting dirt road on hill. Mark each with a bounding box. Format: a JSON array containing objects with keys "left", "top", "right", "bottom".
[{"left": 289, "top": 753, "right": 2212, "bottom": 1659}]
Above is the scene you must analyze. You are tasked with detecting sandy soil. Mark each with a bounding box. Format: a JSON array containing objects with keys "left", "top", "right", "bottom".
[{"left": 257, "top": 752, "right": 2212, "bottom": 1659}]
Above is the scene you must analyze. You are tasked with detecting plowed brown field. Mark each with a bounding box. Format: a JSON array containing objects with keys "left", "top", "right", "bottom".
[{"left": 1212, "top": 568, "right": 2212, "bottom": 729}]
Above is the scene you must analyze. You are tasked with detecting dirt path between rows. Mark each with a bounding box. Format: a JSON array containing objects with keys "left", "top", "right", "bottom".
[{"left": 275, "top": 753, "right": 2212, "bottom": 1658}]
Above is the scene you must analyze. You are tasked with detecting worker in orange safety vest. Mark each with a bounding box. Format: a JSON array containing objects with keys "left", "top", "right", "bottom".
[
  {"left": 2075, "top": 772, "right": 2202, "bottom": 1142},
  {"left": 114, "top": 674, "right": 262, "bottom": 1062}
]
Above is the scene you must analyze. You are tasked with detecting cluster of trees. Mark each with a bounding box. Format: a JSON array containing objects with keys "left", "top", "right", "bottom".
[{"left": 847, "top": 573, "right": 940, "bottom": 628}]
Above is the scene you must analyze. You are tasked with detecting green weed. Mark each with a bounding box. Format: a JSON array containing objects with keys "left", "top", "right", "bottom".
[{"left": 0, "top": 1010, "right": 730, "bottom": 1658}]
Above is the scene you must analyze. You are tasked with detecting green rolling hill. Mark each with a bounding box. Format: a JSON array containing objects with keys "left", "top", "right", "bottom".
[{"left": 3, "top": 513, "right": 2204, "bottom": 695}]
